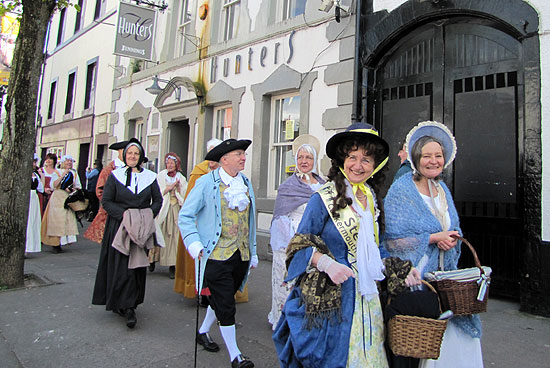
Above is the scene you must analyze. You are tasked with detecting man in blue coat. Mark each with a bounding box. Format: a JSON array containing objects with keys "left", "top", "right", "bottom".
[{"left": 178, "top": 138, "right": 258, "bottom": 368}]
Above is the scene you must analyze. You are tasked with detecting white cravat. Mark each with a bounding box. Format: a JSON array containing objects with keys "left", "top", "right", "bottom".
[{"left": 219, "top": 168, "right": 250, "bottom": 211}]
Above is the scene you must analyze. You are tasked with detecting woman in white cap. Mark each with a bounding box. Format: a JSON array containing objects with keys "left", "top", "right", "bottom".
[
  {"left": 41, "top": 154, "right": 81, "bottom": 253},
  {"left": 383, "top": 121, "right": 483, "bottom": 367},
  {"left": 92, "top": 138, "right": 163, "bottom": 329},
  {"left": 268, "top": 134, "right": 326, "bottom": 329},
  {"left": 148, "top": 152, "right": 188, "bottom": 278},
  {"left": 26, "top": 154, "right": 44, "bottom": 255}
]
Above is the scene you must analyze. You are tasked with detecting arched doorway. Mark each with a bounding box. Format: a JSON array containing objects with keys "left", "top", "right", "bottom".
[{"left": 371, "top": 16, "right": 529, "bottom": 298}]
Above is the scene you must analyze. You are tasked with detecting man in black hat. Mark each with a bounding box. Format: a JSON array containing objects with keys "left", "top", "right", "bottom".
[
  {"left": 83, "top": 140, "right": 128, "bottom": 243},
  {"left": 179, "top": 138, "right": 258, "bottom": 368}
]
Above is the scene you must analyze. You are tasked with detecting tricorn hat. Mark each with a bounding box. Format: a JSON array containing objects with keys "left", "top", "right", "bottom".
[
  {"left": 205, "top": 138, "right": 252, "bottom": 162},
  {"left": 109, "top": 140, "right": 129, "bottom": 150}
]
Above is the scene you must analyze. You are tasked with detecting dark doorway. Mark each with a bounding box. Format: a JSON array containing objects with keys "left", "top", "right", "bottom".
[
  {"left": 375, "top": 18, "right": 523, "bottom": 298},
  {"left": 167, "top": 119, "right": 190, "bottom": 175},
  {"left": 78, "top": 143, "right": 90, "bottom": 187}
]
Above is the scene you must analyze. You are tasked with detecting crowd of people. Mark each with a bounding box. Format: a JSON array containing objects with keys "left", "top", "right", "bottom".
[{"left": 23, "top": 120, "right": 483, "bottom": 368}]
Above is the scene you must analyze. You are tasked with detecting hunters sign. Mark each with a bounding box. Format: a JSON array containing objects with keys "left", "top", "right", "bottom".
[{"left": 114, "top": 2, "right": 156, "bottom": 61}]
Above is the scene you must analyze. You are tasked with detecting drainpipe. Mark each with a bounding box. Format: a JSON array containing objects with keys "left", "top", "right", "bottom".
[{"left": 350, "top": 0, "right": 362, "bottom": 123}]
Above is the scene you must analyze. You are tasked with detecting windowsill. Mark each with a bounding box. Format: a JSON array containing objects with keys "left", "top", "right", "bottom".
[{"left": 63, "top": 112, "right": 74, "bottom": 121}]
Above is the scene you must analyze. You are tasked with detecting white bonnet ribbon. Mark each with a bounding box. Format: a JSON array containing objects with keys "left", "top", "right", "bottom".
[{"left": 224, "top": 177, "right": 250, "bottom": 211}]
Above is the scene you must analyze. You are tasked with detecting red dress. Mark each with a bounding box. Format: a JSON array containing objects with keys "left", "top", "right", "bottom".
[{"left": 83, "top": 161, "right": 115, "bottom": 243}]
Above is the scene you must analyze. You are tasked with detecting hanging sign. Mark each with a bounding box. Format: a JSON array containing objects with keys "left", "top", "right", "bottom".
[{"left": 114, "top": 2, "right": 156, "bottom": 61}]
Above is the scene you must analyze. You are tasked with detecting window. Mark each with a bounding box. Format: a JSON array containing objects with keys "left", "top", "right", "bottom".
[
  {"left": 74, "top": 0, "right": 84, "bottom": 33},
  {"left": 281, "top": 0, "right": 306, "bottom": 21},
  {"left": 56, "top": 8, "right": 66, "bottom": 46},
  {"left": 65, "top": 71, "right": 76, "bottom": 114},
  {"left": 222, "top": 0, "right": 240, "bottom": 42},
  {"left": 94, "top": 0, "right": 102, "bottom": 20},
  {"left": 135, "top": 120, "right": 144, "bottom": 143},
  {"left": 269, "top": 94, "right": 301, "bottom": 194},
  {"left": 176, "top": 0, "right": 193, "bottom": 56},
  {"left": 214, "top": 106, "right": 232, "bottom": 140},
  {"left": 47, "top": 80, "right": 57, "bottom": 120},
  {"left": 84, "top": 61, "right": 97, "bottom": 110}
]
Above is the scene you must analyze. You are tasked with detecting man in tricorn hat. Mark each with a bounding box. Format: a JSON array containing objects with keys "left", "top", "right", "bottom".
[
  {"left": 83, "top": 140, "right": 128, "bottom": 243},
  {"left": 179, "top": 138, "right": 258, "bottom": 368}
]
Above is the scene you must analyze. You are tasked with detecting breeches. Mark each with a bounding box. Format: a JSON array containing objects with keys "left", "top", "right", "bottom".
[{"left": 204, "top": 250, "right": 248, "bottom": 326}]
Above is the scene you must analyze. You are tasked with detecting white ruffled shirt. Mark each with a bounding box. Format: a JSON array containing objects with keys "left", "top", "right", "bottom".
[{"left": 219, "top": 167, "right": 250, "bottom": 211}]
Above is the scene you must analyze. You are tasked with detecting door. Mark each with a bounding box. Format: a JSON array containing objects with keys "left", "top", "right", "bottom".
[
  {"left": 167, "top": 119, "right": 190, "bottom": 175},
  {"left": 375, "top": 18, "right": 523, "bottom": 298}
]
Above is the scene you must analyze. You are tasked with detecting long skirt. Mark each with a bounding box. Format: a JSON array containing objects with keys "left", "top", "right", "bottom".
[
  {"left": 268, "top": 248, "right": 294, "bottom": 329},
  {"left": 149, "top": 200, "right": 180, "bottom": 266},
  {"left": 26, "top": 191, "right": 41, "bottom": 253},
  {"left": 41, "top": 189, "right": 77, "bottom": 246},
  {"left": 419, "top": 322, "right": 483, "bottom": 368}
]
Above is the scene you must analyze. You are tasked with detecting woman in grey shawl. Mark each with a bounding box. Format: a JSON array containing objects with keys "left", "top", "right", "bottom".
[{"left": 268, "top": 135, "right": 326, "bottom": 329}]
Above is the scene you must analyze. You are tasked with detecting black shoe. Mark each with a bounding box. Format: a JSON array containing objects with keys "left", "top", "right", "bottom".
[
  {"left": 196, "top": 331, "right": 219, "bottom": 352},
  {"left": 148, "top": 262, "right": 155, "bottom": 272},
  {"left": 113, "top": 308, "right": 126, "bottom": 317},
  {"left": 126, "top": 308, "right": 137, "bottom": 328},
  {"left": 169, "top": 266, "right": 175, "bottom": 279},
  {"left": 52, "top": 246, "right": 63, "bottom": 254},
  {"left": 231, "top": 354, "right": 254, "bottom": 368}
]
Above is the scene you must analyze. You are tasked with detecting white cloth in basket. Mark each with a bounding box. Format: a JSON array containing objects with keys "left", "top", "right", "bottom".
[{"left": 424, "top": 266, "right": 492, "bottom": 282}]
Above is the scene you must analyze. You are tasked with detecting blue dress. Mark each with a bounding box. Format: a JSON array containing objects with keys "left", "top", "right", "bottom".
[{"left": 273, "top": 192, "right": 389, "bottom": 368}]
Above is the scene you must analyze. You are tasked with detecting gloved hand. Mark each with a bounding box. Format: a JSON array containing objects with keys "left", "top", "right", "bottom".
[
  {"left": 316, "top": 254, "right": 354, "bottom": 284},
  {"left": 250, "top": 255, "right": 259, "bottom": 268}
]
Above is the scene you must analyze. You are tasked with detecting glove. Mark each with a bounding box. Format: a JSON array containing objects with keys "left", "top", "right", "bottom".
[
  {"left": 250, "top": 255, "right": 259, "bottom": 268},
  {"left": 316, "top": 254, "right": 354, "bottom": 285}
]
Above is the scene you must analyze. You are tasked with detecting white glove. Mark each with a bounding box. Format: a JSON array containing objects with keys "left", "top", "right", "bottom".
[
  {"left": 316, "top": 254, "right": 354, "bottom": 285},
  {"left": 250, "top": 255, "right": 258, "bottom": 268}
]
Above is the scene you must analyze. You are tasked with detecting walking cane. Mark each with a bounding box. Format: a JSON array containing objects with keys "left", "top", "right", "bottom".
[{"left": 194, "top": 256, "right": 201, "bottom": 368}]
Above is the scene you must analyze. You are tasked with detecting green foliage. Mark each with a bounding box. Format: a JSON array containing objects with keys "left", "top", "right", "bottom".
[{"left": 130, "top": 59, "right": 143, "bottom": 74}]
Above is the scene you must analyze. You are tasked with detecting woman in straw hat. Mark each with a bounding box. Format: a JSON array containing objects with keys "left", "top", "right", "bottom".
[
  {"left": 383, "top": 121, "right": 483, "bottom": 367},
  {"left": 273, "top": 123, "right": 420, "bottom": 368},
  {"left": 268, "top": 134, "right": 326, "bottom": 329}
]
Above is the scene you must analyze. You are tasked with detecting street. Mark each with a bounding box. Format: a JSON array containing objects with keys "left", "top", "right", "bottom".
[{"left": 0, "top": 224, "right": 549, "bottom": 368}]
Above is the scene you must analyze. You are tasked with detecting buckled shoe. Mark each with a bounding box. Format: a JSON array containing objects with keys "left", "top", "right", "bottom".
[
  {"left": 231, "top": 354, "right": 254, "bottom": 368},
  {"left": 196, "top": 331, "right": 220, "bottom": 352}
]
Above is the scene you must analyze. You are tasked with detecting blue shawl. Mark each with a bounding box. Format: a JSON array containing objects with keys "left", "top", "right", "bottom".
[{"left": 383, "top": 172, "right": 482, "bottom": 338}]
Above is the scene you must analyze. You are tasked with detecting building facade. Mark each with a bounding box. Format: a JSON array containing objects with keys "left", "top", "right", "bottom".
[{"left": 37, "top": 0, "right": 550, "bottom": 315}]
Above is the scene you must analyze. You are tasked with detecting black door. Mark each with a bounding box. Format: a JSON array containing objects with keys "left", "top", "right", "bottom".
[
  {"left": 167, "top": 119, "right": 190, "bottom": 175},
  {"left": 375, "top": 18, "right": 523, "bottom": 298}
]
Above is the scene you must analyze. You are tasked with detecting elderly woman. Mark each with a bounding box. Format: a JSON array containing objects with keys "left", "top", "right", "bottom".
[
  {"left": 268, "top": 134, "right": 326, "bottom": 329},
  {"left": 148, "top": 152, "right": 187, "bottom": 278},
  {"left": 273, "top": 123, "right": 420, "bottom": 368},
  {"left": 41, "top": 154, "right": 81, "bottom": 253},
  {"left": 92, "top": 138, "right": 163, "bottom": 328},
  {"left": 383, "top": 121, "right": 483, "bottom": 367},
  {"left": 26, "top": 154, "right": 44, "bottom": 255}
]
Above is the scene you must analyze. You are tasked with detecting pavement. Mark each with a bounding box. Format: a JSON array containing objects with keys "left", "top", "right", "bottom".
[{"left": 0, "top": 223, "right": 549, "bottom": 368}]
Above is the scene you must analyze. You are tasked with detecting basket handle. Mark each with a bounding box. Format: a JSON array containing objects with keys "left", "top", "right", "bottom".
[
  {"left": 451, "top": 235, "right": 485, "bottom": 276},
  {"left": 421, "top": 279, "right": 444, "bottom": 314}
]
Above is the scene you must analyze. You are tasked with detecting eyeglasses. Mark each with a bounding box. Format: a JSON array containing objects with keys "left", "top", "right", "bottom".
[{"left": 225, "top": 151, "right": 247, "bottom": 158}]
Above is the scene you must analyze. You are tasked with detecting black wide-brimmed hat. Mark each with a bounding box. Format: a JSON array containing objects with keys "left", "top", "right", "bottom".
[
  {"left": 109, "top": 140, "right": 129, "bottom": 150},
  {"left": 205, "top": 138, "right": 252, "bottom": 162},
  {"left": 325, "top": 122, "right": 389, "bottom": 160}
]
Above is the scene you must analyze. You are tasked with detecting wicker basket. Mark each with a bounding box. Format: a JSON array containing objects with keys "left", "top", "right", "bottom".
[
  {"left": 430, "top": 237, "right": 490, "bottom": 315},
  {"left": 387, "top": 280, "right": 447, "bottom": 359}
]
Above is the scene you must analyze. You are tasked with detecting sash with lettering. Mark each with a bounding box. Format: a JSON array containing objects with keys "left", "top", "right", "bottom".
[{"left": 317, "top": 182, "right": 360, "bottom": 274}]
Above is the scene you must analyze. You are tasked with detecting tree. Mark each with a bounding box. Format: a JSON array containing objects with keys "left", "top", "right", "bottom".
[{"left": 0, "top": 0, "right": 75, "bottom": 288}]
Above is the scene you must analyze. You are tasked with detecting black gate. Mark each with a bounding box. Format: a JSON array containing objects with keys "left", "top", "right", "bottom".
[{"left": 375, "top": 18, "right": 523, "bottom": 298}]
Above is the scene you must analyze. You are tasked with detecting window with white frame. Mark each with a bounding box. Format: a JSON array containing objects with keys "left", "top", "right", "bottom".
[
  {"left": 269, "top": 94, "right": 301, "bottom": 195},
  {"left": 214, "top": 106, "right": 232, "bottom": 140},
  {"left": 84, "top": 60, "right": 97, "bottom": 110},
  {"left": 47, "top": 80, "right": 57, "bottom": 120},
  {"left": 74, "top": 0, "right": 84, "bottom": 33},
  {"left": 280, "top": 0, "right": 306, "bottom": 21},
  {"left": 222, "top": 0, "right": 240, "bottom": 42},
  {"left": 176, "top": 0, "right": 194, "bottom": 56},
  {"left": 56, "top": 7, "right": 66, "bottom": 46},
  {"left": 65, "top": 71, "right": 76, "bottom": 115},
  {"left": 135, "top": 119, "right": 144, "bottom": 143}
]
